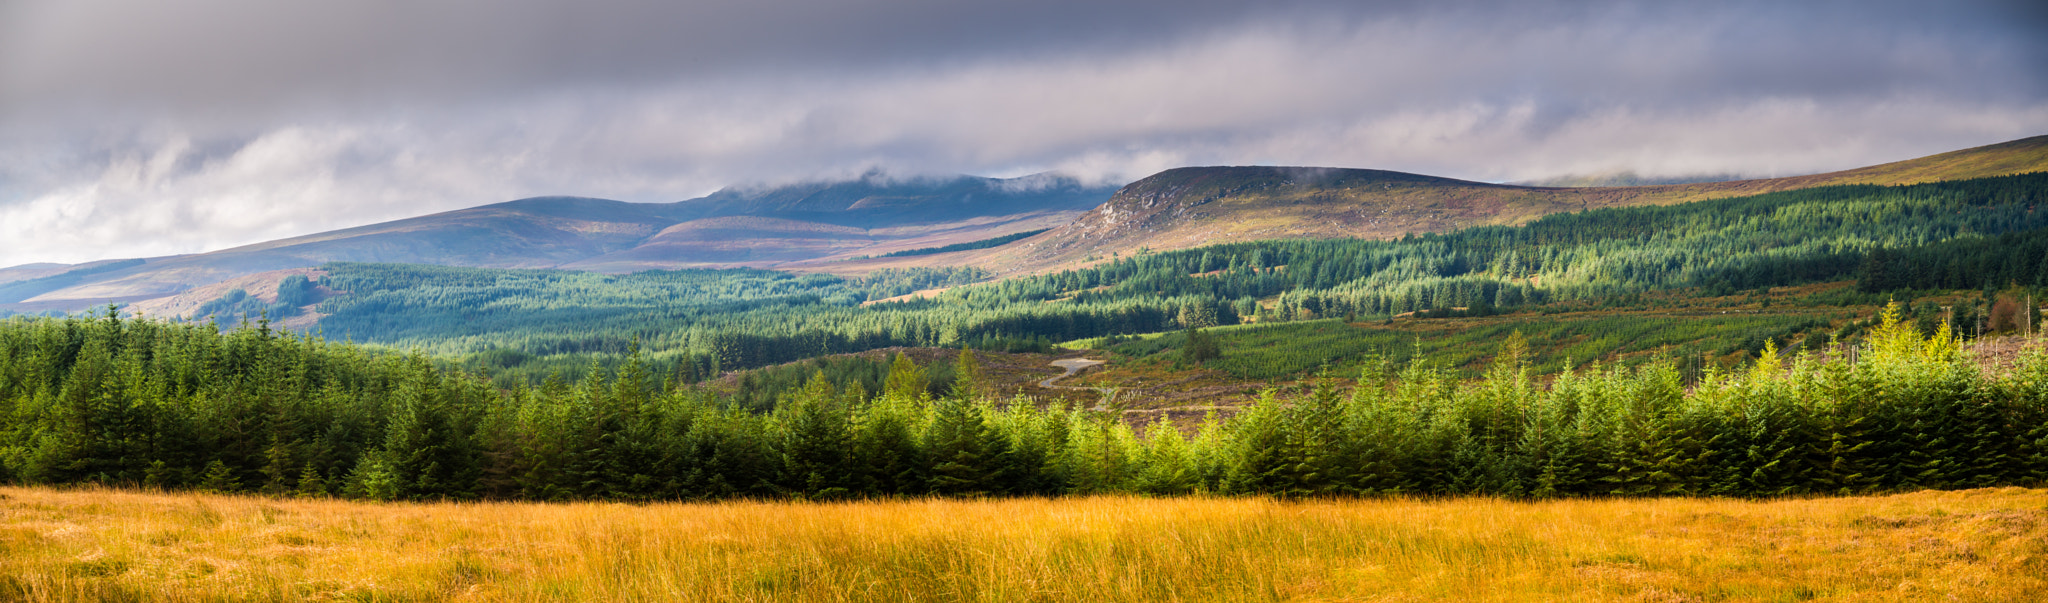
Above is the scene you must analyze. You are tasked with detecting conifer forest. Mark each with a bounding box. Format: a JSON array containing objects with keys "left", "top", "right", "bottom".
[
  {"left": 4, "top": 293, "right": 2044, "bottom": 501},
  {"left": 139, "top": 172, "right": 2046, "bottom": 385},
  {"left": 3, "top": 174, "right": 2048, "bottom": 501}
]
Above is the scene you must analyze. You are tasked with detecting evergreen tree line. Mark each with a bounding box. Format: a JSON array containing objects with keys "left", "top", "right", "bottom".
[
  {"left": 4, "top": 305, "right": 2043, "bottom": 500},
  {"left": 186, "top": 275, "right": 318, "bottom": 328},
  {"left": 1859, "top": 226, "right": 2048, "bottom": 293},
  {"left": 311, "top": 261, "right": 1218, "bottom": 381},
  {"left": 874, "top": 229, "right": 1051, "bottom": 258},
  {"left": 281, "top": 174, "right": 2048, "bottom": 380}
]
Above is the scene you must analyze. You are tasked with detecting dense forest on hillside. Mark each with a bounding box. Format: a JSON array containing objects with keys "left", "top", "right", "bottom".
[
  {"left": 307, "top": 263, "right": 997, "bottom": 378},
  {"left": 1037, "top": 173, "right": 2045, "bottom": 321},
  {"left": 1095, "top": 311, "right": 1843, "bottom": 381},
  {"left": 1, "top": 306, "right": 2042, "bottom": 500},
  {"left": 1858, "top": 226, "right": 2048, "bottom": 292},
  {"left": 282, "top": 173, "right": 2048, "bottom": 382}
]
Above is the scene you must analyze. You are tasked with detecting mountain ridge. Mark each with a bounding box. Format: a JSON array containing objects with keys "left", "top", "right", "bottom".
[
  {"left": 848, "top": 134, "right": 2048, "bottom": 277},
  {"left": 6, "top": 135, "right": 2046, "bottom": 312},
  {"left": 3, "top": 174, "right": 1116, "bottom": 310}
]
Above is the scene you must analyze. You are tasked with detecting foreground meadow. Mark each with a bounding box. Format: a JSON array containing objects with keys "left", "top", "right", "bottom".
[{"left": 0, "top": 487, "right": 2042, "bottom": 602}]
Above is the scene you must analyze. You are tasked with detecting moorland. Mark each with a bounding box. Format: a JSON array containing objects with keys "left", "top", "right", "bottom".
[{"left": 3, "top": 135, "right": 2048, "bottom": 600}]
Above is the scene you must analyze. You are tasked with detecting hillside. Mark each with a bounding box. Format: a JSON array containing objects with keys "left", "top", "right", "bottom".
[
  {"left": 670, "top": 171, "right": 1110, "bottom": 229},
  {"left": 856, "top": 134, "right": 2048, "bottom": 277},
  {"left": 0, "top": 174, "right": 1116, "bottom": 311},
  {"left": 6, "top": 135, "right": 2042, "bottom": 311},
  {"left": 212, "top": 173, "right": 2048, "bottom": 384}
]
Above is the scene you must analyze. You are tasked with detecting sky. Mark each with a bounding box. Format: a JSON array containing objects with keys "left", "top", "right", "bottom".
[{"left": 2, "top": 0, "right": 2045, "bottom": 267}]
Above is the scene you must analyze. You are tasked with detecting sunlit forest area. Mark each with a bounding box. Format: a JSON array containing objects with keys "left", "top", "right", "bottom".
[
  {"left": 1, "top": 303, "right": 2042, "bottom": 501},
  {"left": 2, "top": 174, "right": 2046, "bottom": 501},
  {"left": 212, "top": 173, "right": 2048, "bottom": 384}
]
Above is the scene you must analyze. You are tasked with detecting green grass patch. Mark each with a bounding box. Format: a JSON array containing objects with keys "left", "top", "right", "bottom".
[{"left": 1074, "top": 310, "right": 1847, "bottom": 381}]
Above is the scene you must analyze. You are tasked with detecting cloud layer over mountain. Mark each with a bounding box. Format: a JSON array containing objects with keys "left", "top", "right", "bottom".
[{"left": 2, "top": 0, "right": 2044, "bottom": 265}]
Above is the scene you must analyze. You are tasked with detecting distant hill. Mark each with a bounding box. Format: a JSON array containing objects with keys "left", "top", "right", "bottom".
[
  {"left": 868, "top": 134, "right": 2048, "bottom": 277},
  {"left": 1, "top": 173, "right": 1118, "bottom": 310},
  {"left": 8, "top": 135, "right": 2045, "bottom": 311},
  {"left": 670, "top": 171, "right": 1110, "bottom": 229},
  {"left": 1515, "top": 172, "right": 1744, "bottom": 187}
]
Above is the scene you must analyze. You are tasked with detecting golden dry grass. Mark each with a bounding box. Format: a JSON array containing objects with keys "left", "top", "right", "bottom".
[{"left": 1, "top": 487, "right": 2043, "bottom": 602}]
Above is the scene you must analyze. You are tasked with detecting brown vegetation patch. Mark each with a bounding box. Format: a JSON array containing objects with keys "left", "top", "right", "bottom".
[{"left": 1968, "top": 335, "right": 2048, "bottom": 377}]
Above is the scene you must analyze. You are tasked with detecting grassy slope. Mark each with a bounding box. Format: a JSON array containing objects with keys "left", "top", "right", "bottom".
[
  {"left": 928, "top": 134, "right": 2048, "bottom": 277},
  {"left": 546, "top": 282, "right": 1989, "bottom": 415},
  {"left": 121, "top": 267, "right": 332, "bottom": 330},
  {"left": 12, "top": 175, "right": 1113, "bottom": 308},
  {"left": 696, "top": 346, "right": 1103, "bottom": 408},
  {"left": 4, "top": 486, "right": 2041, "bottom": 602},
  {"left": 1060, "top": 310, "right": 1840, "bottom": 412},
  {"left": 1047, "top": 282, "right": 2030, "bottom": 411},
  {"left": 17, "top": 137, "right": 2042, "bottom": 306}
]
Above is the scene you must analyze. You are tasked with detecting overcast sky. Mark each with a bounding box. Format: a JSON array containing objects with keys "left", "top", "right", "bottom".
[{"left": 2, "top": 0, "right": 2045, "bottom": 267}]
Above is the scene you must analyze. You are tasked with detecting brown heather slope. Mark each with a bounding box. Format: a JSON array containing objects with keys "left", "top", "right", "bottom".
[
  {"left": 0, "top": 261, "right": 125, "bottom": 286},
  {"left": 121, "top": 267, "right": 333, "bottom": 331},
  {"left": 8, "top": 135, "right": 2043, "bottom": 307},
  {"left": 3, "top": 174, "right": 1113, "bottom": 310},
  {"left": 862, "top": 134, "right": 2048, "bottom": 278}
]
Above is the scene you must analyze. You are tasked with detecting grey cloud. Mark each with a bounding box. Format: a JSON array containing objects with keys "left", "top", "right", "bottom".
[
  {"left": 1, "top": 0, "right": 2044, "bottom": 267},
  {"left": 0, "top": 0, "right": 1374, "bottom": 116},
  {"left": 7, "top": 0, "right": 2038, "bottom": 116}
]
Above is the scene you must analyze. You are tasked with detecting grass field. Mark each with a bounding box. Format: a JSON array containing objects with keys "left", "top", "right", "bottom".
[
  {"left": 1, "top": 487, "right": 2042, "bottom": 602},
  {"left": 1059, "top": 282, "right": 1977, "bottom": 387},
  {"left": 1072, "top": 308, "right": 1844, "bottom": 382}
]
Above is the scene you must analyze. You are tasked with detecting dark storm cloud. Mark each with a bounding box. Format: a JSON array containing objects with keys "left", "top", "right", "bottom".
[
  {"left": 0, "top": 0, "right": 1371, "bottom": 113},
  {"left": 9, "top": 0, "right": 2035, "bottom": 115},
  {"left": 1, "top": 0, "right": 2044, "bottom": 266}
]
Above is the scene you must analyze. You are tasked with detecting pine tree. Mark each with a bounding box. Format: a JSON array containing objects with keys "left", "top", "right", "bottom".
[
  {"left": 1135, "top": 418, "right": 1201, "bottom": 495},
  {"left": 295, "top": 463, "right": 328, "bottom": 498},
  {"left": 1179, "top": 327, "right": 1221, "bottom": 366},
  {"left": 1221, "top": 391, "right": 1290, "bottom": 495},
  {"left": 780, "top": 372, "right": 854, "bottom": 499},
  {"left": 924, "top": 397, "right": 1006, "bottom": 496},
  {"left": 198, "top": 460, "right": 241, "bottom": 494},
  {"left": 882, "top": 354, "right": 928, "bottom": 401},
  {"left": 852, "top": 392, "right": 927, "bottom": 496},
  {"left": 952, "top": 349, "right": 989, "bottom": 400},
  {"left": 355, "top": 360, "right": 479, "bottom": 500}
]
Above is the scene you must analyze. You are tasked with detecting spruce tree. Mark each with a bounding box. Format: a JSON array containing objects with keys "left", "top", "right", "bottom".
[
  {"left": 780, "top": 372, "right": 854, "bottom": 499},
  {"left": 924, "top": 397, "right": 1005, "bottom": 496},
  {"left": 882, "top": 353, "right": 927, "bottom": 401},
  {"left": 1135, "top": 418, "right": 1200, "bottom": 495},
  {"left": 852, "top": 390, "right": 927, "bottom": 496}
]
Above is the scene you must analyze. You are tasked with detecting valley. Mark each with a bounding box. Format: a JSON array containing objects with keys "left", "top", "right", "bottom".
[
  {"left": 6, "top": 135, "right": 2045, "bottom": 318},
  {"left": 2, "top": 136, "right": 2047, "bottom": 507},
  {"left": 0, "top": 174, "right": 1114, "bottom": 307},
  {"left": 10, "top": 2, "right": 2046, "bottom": 601}
]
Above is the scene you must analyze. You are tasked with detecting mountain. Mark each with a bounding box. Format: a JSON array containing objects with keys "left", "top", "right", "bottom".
[
  {"left": 557, "top": 173, "right": 1107, "bottom": 272},
  {"left": 1, "top": 173, "right": 1118, "bottom": 311},
  {"left": 669, "top": 171, "right": 1109, "bottom": 228},
  {"left": 1515, "top": 172, "right": 1743, "bottom": 187},
  {"left": 8, "top": 135, "right": 2045, "bottom": 312},
  {"left": 863, "top": 134, "right": 2048, "bottom": 277}
]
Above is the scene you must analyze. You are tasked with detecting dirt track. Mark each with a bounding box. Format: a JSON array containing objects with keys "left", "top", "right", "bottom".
[{"left": 1039, "top": 358, "right": 1105, "bottom": 388}]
